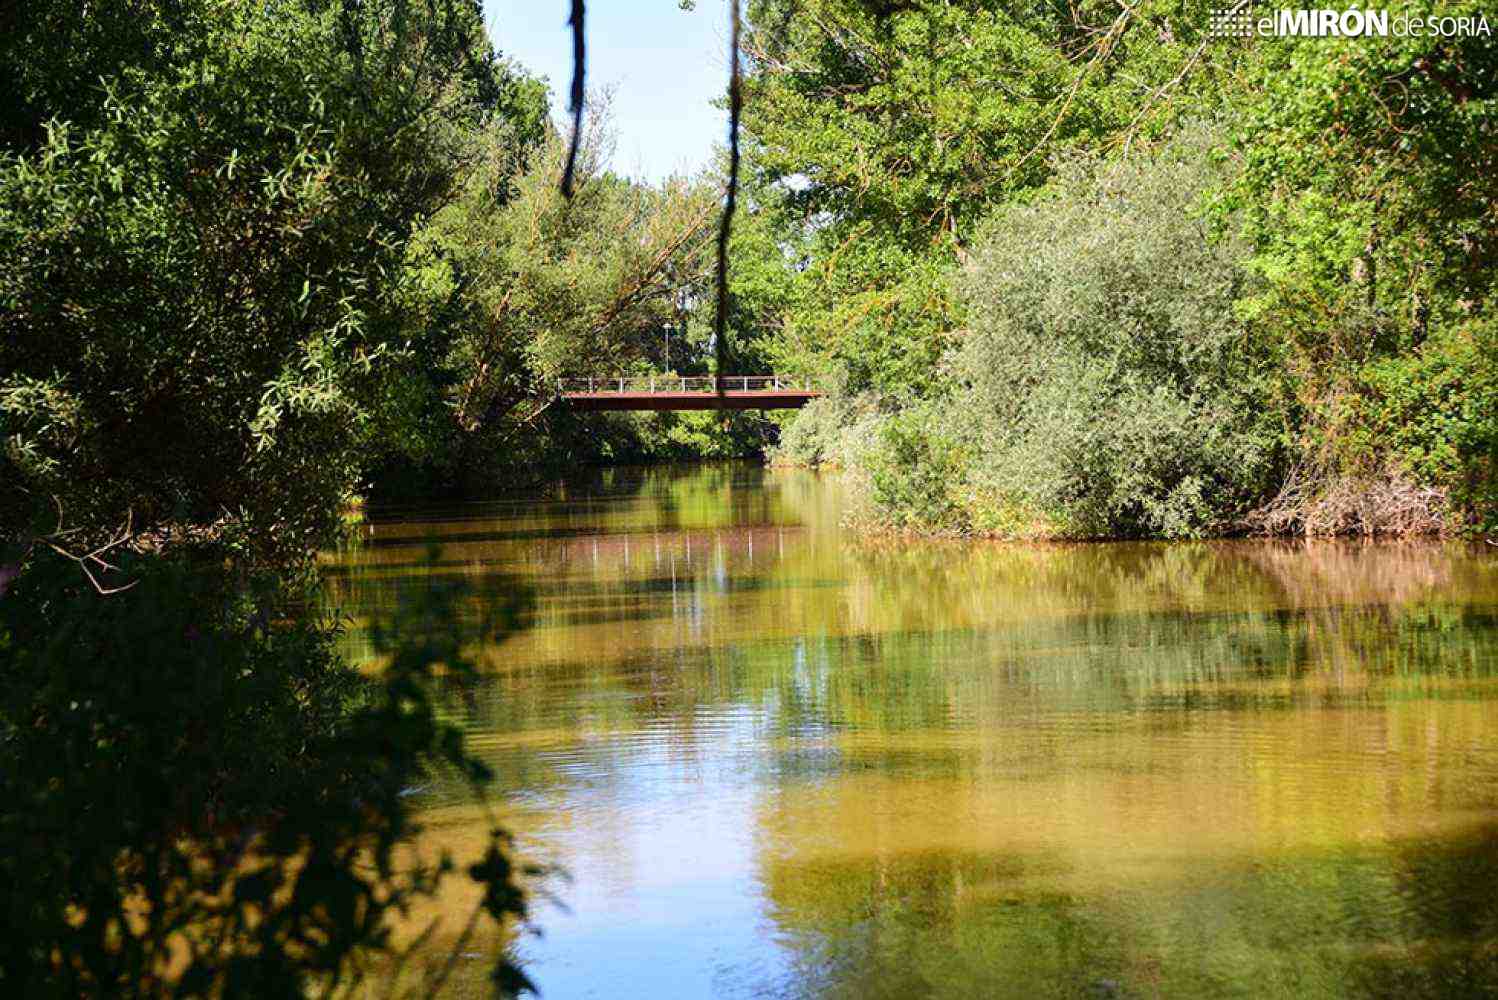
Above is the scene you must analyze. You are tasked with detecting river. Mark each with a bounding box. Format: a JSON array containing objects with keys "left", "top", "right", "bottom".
[{"left": 328, "top": 461, "right": 1498, "bottom": 998}]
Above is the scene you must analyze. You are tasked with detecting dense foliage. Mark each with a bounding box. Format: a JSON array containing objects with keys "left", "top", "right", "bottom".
[
  {"left": 942, "top": 128, "right": 1281, "bottom": 538},
  {"left": 0, "top": 0, "right": 548, "bottom": 563},
  {"left": 0, "top": 551, "right": 536, "bottom": 997},
  {"left": 738, "top": 0, "right": 1243, "bottom": 398},
  {"left": 0, "top": 0, "right": 556, "bottom": 994},
  {"left": 1227, "top": 3, "right": 1498, "bottom": 530},
  {"left": 378, "top": 99, "right": 754, "bottom": 495},
  {"left": 754, "top": 0, "right": 1498, "bottom": 536}
]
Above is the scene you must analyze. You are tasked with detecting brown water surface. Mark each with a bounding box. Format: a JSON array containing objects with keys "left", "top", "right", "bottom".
[{"left": 328, "top": 462, "right": 1498, "bottom": 998}]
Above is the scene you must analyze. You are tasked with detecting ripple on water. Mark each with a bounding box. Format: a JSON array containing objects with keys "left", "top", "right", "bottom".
[{"left": 332, "top": 464, "right": 1498, "bottom": 998}]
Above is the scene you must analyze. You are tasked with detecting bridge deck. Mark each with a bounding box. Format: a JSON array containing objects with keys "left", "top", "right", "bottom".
[{"left": 559, "top": 376, "right": 820, "bottom": 412}]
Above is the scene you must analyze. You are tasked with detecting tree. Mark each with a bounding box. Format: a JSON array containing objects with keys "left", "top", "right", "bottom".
[
  {"left": 365, "top": 97, "right": 733, "bottom": 492},
  {"left": 946, "top": 124, "right": 1282, "bottom": 538},
  {"left": 0, "top": 0, "right": 546, "bottom": 566},
  {"left": 1226, "top": 2, "right": 1498, "bottom": 530},
  {"left": 740, "top": 0, "right": 1243, "bottom": 398},
  {"left": 433, "top": 100, "right": 720, "bottom": 435},
  {"left": 0, "top": 1, "right": 551, "bottom": 993}
]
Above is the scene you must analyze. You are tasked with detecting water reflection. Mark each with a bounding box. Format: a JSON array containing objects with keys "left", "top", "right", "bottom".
[{"left": 327, "top": 463, "right": 1498, "bottom": 998}]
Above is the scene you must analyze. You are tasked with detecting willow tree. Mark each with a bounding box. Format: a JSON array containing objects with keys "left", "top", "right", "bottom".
[
  {"left": 372, "top": 98, "right": 726, "bottom": 487},
  {"left": 738, "top": 0, "right": 1245, "bottom": 398}
]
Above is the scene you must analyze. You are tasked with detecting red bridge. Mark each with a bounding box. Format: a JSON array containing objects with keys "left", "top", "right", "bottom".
[{"left": 558, "top": 375, "right": 820, "bottom": 411}]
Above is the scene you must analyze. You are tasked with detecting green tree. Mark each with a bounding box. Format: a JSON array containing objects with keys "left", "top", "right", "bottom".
[
  {"left": 847, "top": 124, "right": 1283, "bottom": 539},
  {"left": 374, "top": 97, "right": 774, "bottom": 493},
  {"left": 1226, "top": 2, "right": 1498, "bottom": 529},
  {"left": 433, "top": 100, "right": 719, "bottom": 434},
  {"left": 0, "top": 0, "right": 546, "bottom": 565},
  {"left": 0, "top": 1, "right": 550, "bottom": 993},
  {"left": 741, "top": 0, "right": 1243, "bottom": 399}
]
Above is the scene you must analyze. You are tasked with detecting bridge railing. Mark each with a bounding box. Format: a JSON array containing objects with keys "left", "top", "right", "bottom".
[{"left": 558, "top": 375, "right": 816, "bottom": 395}]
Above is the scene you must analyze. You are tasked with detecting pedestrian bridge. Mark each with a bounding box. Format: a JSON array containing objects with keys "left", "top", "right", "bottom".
[{"left": 558, "top": 376, "right": 820, "bottom": 411}]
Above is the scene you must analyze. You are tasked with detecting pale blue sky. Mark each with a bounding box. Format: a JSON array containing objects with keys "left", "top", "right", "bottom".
[{"left": 484, "top": 1, "right": 731, "bottom": 183}]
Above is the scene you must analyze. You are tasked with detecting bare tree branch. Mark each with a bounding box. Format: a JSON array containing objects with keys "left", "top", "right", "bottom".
[{"left": 40, "top": 508, "right": 140, "bottom": 595}]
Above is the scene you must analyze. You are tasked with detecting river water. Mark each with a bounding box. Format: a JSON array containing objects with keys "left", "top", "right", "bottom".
[{"left": 329, "top": 462, "right": 1498, "bottom": 998}]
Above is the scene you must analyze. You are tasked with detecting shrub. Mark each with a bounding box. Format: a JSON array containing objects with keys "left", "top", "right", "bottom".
[
  {"left": 1355, "top": 321, "right": 1498, "bottom": 533},
  {"left": 770, "top": 392, "right": 884, "bottom": 469},
  {"left": 858, "top": 409, "right": 970, "bottom": 533},
  {"left": 946, "top": 123, "right": 1284, "bottom": 539}
]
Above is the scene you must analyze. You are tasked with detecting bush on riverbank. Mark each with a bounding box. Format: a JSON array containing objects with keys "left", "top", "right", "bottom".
[
  {"left": 1247, "top": 321, "right": 1498, "bottom": 536},
  {"left": 0, "top": 549, "right": 538, "bottom": 996},
  {"left": 780, "top": 126, "right": 1288, "bottom": 540},
  {"left": 946, "top": 127, "right": 1283, "bottom": 540},
  {"left": 1356, "top": 323, "right": 1498, "bottom": 532}
]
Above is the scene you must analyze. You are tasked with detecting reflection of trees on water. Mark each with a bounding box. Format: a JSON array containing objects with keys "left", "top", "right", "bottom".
[
  {"left": 322, "top": 465, "right": 1498, "bottom": 996},
  {"left": 753, "top": 825, "right": 1498, "bottom": 999},
  {"left": 323, "top": 462, "right": 835, "bottom": 667},
  {"left": 323, "top": 463, "right": 1498, "bottom": 791}
]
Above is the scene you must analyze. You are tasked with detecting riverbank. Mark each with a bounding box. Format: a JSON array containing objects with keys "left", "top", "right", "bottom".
[
  {"left": 757, "top": 117, "right": 1496, "bottom": 546},
  {"left": 803, "top": 457, "right": 1470, "bottom": 542},
  {"left": 770, "top": 395, "right": 1489, "bottom": 542}
]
